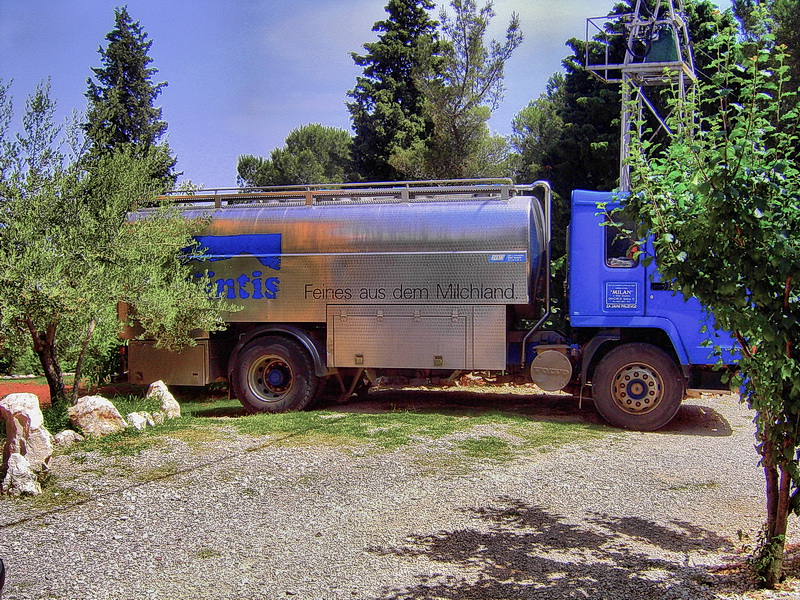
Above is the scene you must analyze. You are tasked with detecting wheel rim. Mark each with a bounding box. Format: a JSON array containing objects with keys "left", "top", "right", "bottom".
[
  {"left": 609, "top": 362, "right": 664, "bottom": 415},
  {"left": 247, "top": 354, "right": 294, "bottom": 404}
]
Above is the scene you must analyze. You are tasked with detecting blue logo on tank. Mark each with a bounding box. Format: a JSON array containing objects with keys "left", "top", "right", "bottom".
[
  {"left": 193, "top": 234, "right": 282, "bottom": 300},
  {"left": 195, "top": 234, "right": 282, "bottom": 270}
]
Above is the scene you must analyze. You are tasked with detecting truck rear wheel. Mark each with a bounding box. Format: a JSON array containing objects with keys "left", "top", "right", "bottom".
[
  {"left": 592, "top": 343, "right": 684, "bottom": 431},
  {"left": 232, "top": 337, "right": 319, "bottom": 413}
]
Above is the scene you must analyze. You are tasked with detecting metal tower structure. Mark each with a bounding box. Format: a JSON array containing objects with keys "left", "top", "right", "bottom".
[{"left": 585, "top": 0, "right": 696, "bottom": 190}]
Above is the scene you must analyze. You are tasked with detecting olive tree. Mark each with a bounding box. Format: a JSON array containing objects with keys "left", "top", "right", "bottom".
[
  {"left": 0, "top": 80, "right": 231, "bottom": 405},
  {"left": 620, "top": 10, "right": 800, "bottom": 587}
]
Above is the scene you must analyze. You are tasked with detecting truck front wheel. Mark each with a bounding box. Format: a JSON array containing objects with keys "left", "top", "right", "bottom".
[
  {"left": 232, "top": 337, "right": 320, "bottom": 413},
  {"left": 592, "top": 343, "right": 684, "bottom": 431}
]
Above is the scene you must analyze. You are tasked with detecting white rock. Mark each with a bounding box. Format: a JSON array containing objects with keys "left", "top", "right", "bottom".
[
  {"left": 54, "top": 430, "right": 85, "bottom": 447},
  {"left": 0, "top": 392, "right": 43, "bottom": 430},
  {"left": 1, "top": 452, "right": 41, "bottom": 496},
  {"left": 0, "top": 392, "right": 53, "bottom": 472},
  {"left": 145, "top": 380, "right": 180, "bottom": 419},
  {"left": 68, "top": 396, "right": 128, "bottom": 436},
  {"left": 25, "top": 427, "right": 54, "bottom": 472},
  {"left": 126, "top": 411, "right": 155, "bottom": 431}
]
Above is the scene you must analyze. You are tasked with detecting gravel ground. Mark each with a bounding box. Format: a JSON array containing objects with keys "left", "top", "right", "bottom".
[{"left": 1, "top": 389, "right": 799, "bottom": 600}]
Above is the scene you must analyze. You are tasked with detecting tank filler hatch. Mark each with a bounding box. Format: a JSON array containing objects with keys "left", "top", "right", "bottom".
[{"left": 584, "top": 0, "right": 697, "bottom": 191}]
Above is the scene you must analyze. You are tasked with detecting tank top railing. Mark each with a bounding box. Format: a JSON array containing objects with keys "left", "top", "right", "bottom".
[{"left": 160, "top": 178, "right": 521, "bottom": 208}]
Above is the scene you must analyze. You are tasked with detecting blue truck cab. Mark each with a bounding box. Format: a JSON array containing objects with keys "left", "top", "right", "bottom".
[{"left": 564, "top": 189, "right": 737, "bottom": 429}]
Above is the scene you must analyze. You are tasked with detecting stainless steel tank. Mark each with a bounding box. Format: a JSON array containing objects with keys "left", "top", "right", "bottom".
[{"left": 182, "top": 193, "right": 546, "bottom": 325}]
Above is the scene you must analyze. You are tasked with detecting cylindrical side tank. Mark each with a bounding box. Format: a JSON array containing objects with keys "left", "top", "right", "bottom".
[{"left": 178, "top": 194, "right": 546, "bottom": 323}]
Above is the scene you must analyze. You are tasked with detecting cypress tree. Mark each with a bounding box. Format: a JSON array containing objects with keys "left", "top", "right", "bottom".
[
  {"left": 347, "top": 0, "right": 440, "bottom": 181},
  {"left": 84, "top": 6, "right": 176, "bottom": 185}
]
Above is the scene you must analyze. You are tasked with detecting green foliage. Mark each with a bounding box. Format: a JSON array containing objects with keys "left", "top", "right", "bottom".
[
  {"left": 75, "top": 429, "right": 158, "bottom": 457},
  {"left": 42, "top": 400, "right": 72, "bottom": 434},
  {"left": 734, "top": 0, "right": 800, "bottom": 163},
  {"left": 771, "top": 0, "right": 800, "bottom": 89},
  {"left": 0, "top": 344, "right": 43, "bottom": 375},
  {"left": 523, "top": 1, "right": 732, "bottom": 202},
  {"left": 392, "top": 0, "right": 522, "bottom": 179},
  {"left": 23, "top": 472, "right": 92, "bottom": 510},
  {"left": 507, "top": 0, "right": 735, "bottom": 330},
  {"left": 0, "top": 81, "right": 232, "bottom": 404},
  {"left": 237, "top": 124, "right": 356, "bottom": 186},
  {"left": 622, "top": 6, "right": 800, "bottom": 586},
  {"left": 347, "top": 0, "right": 441, "bottom": 181},
  {"left": 84, "top": 6, "right": 176, "bottom": 186},
  {"left": 510, "top": 74, "right": 565, "bottom": 184}
]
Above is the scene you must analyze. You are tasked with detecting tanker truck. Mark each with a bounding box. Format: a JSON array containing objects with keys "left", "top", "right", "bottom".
[{"left": 124, "top": 179, "right": 736, "bottom": 431}]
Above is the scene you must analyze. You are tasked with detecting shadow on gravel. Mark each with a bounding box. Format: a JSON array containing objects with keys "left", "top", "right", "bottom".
[
  {"left": 316, "top": 388, "right": 733, "bottom": 438},
  {"left": 368, "top": 496, "right": 739, "bottom": 600},
  {"left": 165, "top": 385, "right": 732, "bottom": 437},
  {"left": 655, "top": 403, "right": 733, "bottom": 437}
]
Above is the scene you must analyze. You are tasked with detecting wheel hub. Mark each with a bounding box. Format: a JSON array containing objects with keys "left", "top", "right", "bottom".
[
  {"left": 248, "top": 356, "right": 293, "bottom": 402},
  {"left": 610, "top": 363, "right": 663, "bottom": 415}
]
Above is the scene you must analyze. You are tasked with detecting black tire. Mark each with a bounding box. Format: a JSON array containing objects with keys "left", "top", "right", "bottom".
[
  {"left": 232, "top": 337, "right": 319, "bottom": 413},
  {"left": 592, "top": 343, "right": 685, "bottom": 431}
]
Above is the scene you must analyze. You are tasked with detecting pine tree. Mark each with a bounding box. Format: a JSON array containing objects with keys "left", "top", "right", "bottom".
[
  {"left": 84, "top": 6, "right": 176, "bottom": 185},
  {"left": 237, "top": 124, "right": 356, "bottom": 186},
  {"left": 347, "top": 0, "right": 440, "bottom": 181},
  {"left": 391, "top": 0, "right": 522, "bottom": 180},
  {"left": 532, "top": 0, "right": 734, "bottom": 204}
]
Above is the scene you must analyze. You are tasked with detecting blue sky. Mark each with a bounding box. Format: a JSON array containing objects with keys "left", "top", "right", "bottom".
[{"left": 0, "top": 0, "right": 731, "bottom": 187}]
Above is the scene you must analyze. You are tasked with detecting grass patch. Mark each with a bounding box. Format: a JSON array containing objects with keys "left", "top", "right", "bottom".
[
  {"left": 228, "top": 408, "right": 476, "bottom": 450},
  {"left": 136, "top": 461, "right": 180, "bottom": 483},
  {"left": 223, "top": 405, "right": 609, "bottom": 456},
  {"left": 42, "top": 400, "right": 72, "bottom": 435},
  {"left": 196, "top": 548, "right": 222, "bottom": 559},
  {"left": 162, "top": 424, "right": 231, "bottom": 446},
  {"left": 513, "top": 419, "right": 608, "bottom": 449},
  {"left": 75, "top": 429, "right": 162, "bottom": 457},
  {"left": 457, "top": 436, "right": 515, "bottom": 461},
  {"left": 6, "top": 472, "right": 92, "bottom": 510},
  {"left": 54, "top": 393, "right": 609, "bottom": 463},
  {"left": 109, "top": 394, "right": 162, "bottom": 416},
  {"left": 412, "top": 451, "right": 475, "bottom": 478},
  {"left": 0, "top": 375, "right": 49, "bottom": 386}
]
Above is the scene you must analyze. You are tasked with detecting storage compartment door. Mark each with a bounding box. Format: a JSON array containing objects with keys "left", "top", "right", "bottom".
[
  {"left": 328, "top": 305, "right": 468, "bottom": 369},
  {"left": 128, "top": 340, "right": 209, "bottom": 386}
]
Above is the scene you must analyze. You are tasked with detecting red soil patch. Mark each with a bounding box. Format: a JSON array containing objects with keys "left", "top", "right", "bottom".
[
  {"left": 0, "top": 379, "right": 52, "bottom": 404},
  {"left": 0, "top": 379, "right": 148, "bottom": 407}
]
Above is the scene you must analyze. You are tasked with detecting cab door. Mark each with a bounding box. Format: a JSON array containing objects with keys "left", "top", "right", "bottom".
[
  {"left": 569, "top": 190, "right": 645, "bottom": 323},
  {"left": 600, "top": 217, "right": 645, "bottom": 317}
]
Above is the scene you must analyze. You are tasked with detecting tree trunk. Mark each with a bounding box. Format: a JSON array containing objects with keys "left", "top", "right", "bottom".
[
  {"left": 760, "top": 439, "right": 792, "bottom": 588},
  {"left": 27, "top": 320, "right": 67, "bottom": 405},
  {"left": 71, "top": 318, "right": 97, "bottom": 405}
]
